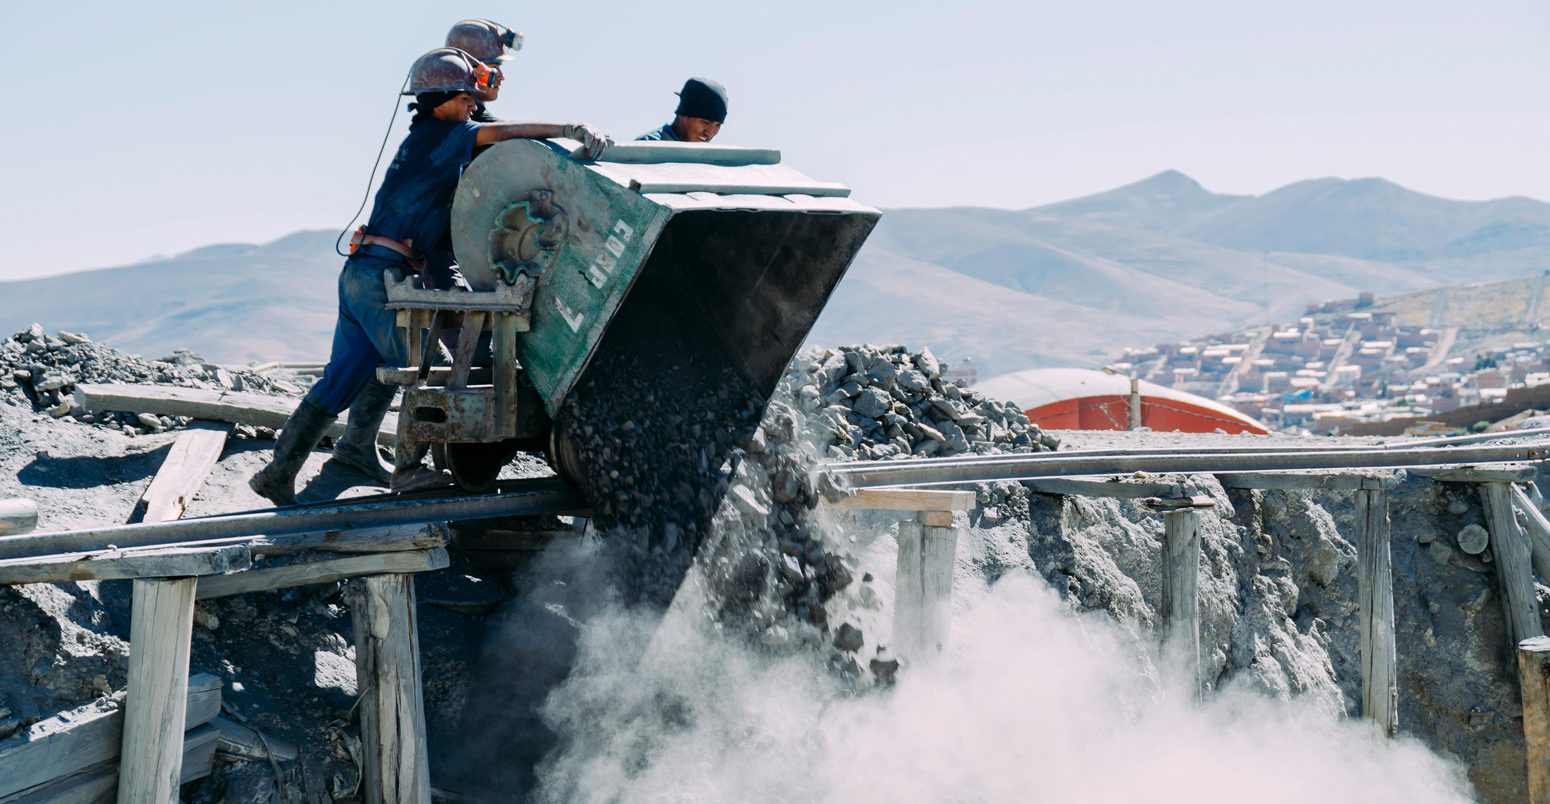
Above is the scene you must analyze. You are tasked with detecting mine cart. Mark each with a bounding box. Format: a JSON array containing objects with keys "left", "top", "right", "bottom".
[{"left": 379, "top": 139, "right": 880, "bottom": 491}]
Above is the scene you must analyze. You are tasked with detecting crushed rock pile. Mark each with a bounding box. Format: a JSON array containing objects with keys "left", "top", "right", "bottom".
[
  {"left": 585, "top": 343, "right": 1060, "bottom": 683},
  {"left": 0, "top": 323, "right": 298, "bottom": 437},
  {"left": 791, "top": 345, "right": 1058, "bottom": 460}
]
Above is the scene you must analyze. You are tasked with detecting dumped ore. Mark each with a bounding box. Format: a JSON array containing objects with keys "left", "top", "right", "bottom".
[{"left": 0, "top": 324, "right": 300, "bottom": 434}]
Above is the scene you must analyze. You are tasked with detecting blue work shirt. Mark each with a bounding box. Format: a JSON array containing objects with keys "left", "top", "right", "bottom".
[
  {"left": 635, "top": 122, "right": 680, "bottom": 141},
  {"left": 359, "top": 117, "right": 480, "bottom": 256}
]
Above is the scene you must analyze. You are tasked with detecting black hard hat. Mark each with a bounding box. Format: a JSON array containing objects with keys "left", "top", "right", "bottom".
[{"left": 674, "top": 77, "right": 728, "bottom": 124}]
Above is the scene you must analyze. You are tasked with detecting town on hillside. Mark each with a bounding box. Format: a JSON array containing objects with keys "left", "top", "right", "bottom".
[{"left": 1118, "top": 290, "right": 1550, "bottom": 435}]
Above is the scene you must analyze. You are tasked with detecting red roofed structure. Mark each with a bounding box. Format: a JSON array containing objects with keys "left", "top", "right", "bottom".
[{"left": 976, "top": 368, "right": 1269, "bottom": 435}]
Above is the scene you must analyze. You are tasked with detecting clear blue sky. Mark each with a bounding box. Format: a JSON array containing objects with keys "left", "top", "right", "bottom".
[{"left": 1, "top": 0, "right": 1546, "bottom": 280}]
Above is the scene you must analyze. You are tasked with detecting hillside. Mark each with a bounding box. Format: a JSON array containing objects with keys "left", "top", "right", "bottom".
[{"left": 3, "top": 172, "right": 1548, "bottom": 372}]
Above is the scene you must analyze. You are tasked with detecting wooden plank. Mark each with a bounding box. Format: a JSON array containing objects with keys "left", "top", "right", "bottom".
[
  {"left": 1355, "top": 488, "right": 1398, "bottom": 737},
  {"left": 1480, "top": 482, "right": 1545, "bottom": 648},
  {"left": 893, "top": 515, "right": 959, "bottom": 662},
  {"left": 167, "top": 522, "right": 449, "bottom": 560},
  {"left": 920, "top": 510, "right": 953, "bottom": 527},
  {"left": 350, "top": 574, "right": 432, "bottom": 804},
  {"left": 1520, "top": 635, "right": 1550, "bottom": 804},
  {"left": 208, "top": 716, "right": 298, "bottom": 762},
  {"left": 118, "top": 578, "right": 198, "bottom": 804},
  {"left": 196, "top": 547, "right": 449, "bottom": 600},
  {"left": 827, "top": 488, "right": 976, "bottom": 513},
  {"left": 1214, "top": 472, "right": 1372, "bottom": 491},
  {"left": 1026, "top": 477, "right": 1183, "bottom": 499},
  {"left": 1160, "top": 509, "right": 1202, "bottom": 699},
  {"left": 1414, "top": 464, "right": 1539, "bottom": 483},
  {"left": 137, "top": 422, "right": 231, "bottom": 524},
  {"left": 1509, "top": 485, "right": 1550, "bottom": 583},
  {"left": 76, "top": 383, "right": 399, "bottom": 447},
  {"left": 0, "top": 674, "right": 218, "bottom": 799},
  {"left": 1, "top": 724, "right": 219, "bottom": 804},
  {"left": 0, "top": 500, "right": 38, "bottom": 537},
  {"left": 0, "top": 545, "right": 250, "bottom": 587}
]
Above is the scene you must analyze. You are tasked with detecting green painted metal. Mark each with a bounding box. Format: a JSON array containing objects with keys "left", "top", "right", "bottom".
[{"left": 451, "top": 139, "right": 881, "bottom": 416}]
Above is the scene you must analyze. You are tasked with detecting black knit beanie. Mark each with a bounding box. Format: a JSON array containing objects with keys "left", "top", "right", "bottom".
[{"left": 674, "top": 78, "right": 728, "bottom": 123}]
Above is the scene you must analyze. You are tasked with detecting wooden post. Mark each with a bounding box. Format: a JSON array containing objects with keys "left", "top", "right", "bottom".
[
  {"left": 1522, "top": 636, "right": 1550, "bottom": 804},
  {"left": 1355, "top": 482, "right": 1398, "bottom": 737},
  {"left": 118, "top": 578, "right": 198, "bottom": 803},
  {"left": 894, "top": 511, "right": 958, "bottom": 662},
  {"left": 1481, "top": 482, "right": 1544, "bottom": 648},
  {"left": 1160, "top": 508, "right": 1202, "bottom": 697},
  {"left": 0, "top": 498, "right": 38, "bottom": 536},
  {"left": 349, "top": 574, "right": 431, "bottom": 804}
]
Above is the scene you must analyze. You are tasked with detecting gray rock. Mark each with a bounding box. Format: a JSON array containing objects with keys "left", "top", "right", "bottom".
[
  {"left": 832, "top": 623, "right": 864, "bottom": 653},
  {"left": 56, "top": 330, "right": 90, "bottom": 345},
  {"left": 137, "top": 413, "right": 164, "bottom": 430},
  {"left": 852, "top": 387, "right": 891, "bottom": 419},
  {"left": 35, "top": 374, "right": 72, "bottom": 392}
]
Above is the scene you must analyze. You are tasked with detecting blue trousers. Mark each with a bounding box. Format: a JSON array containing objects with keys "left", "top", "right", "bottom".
[{"left": 305, "top": 256, "right": 410, "bottom": 415}]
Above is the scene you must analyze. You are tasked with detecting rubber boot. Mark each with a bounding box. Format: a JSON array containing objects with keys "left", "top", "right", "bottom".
[
  {"left": 249, "top": 398, "right": 337, "bottom": 506},
  {"left": 327, "top": 378, "right": 395, "bottom": 485}
]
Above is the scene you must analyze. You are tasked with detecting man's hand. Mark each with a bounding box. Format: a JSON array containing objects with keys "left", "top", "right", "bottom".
[{"left": 565, "top": 123, "right": 612, "bottom": 160}]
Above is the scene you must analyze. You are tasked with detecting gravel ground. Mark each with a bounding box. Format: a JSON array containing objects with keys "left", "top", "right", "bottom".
[{"left": 1, "top": 322, "right": 1546, "bottom": 802}]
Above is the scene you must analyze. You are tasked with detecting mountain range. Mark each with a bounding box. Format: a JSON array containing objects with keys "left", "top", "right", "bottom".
[{"left": 3, "top": 171, "right": 1547, "bottom": 374}]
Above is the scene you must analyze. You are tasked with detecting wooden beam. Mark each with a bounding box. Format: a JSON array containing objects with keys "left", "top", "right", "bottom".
[
  {"left": 241, "top": 522, "right": 449, "bottom": 558},
  {"left": 1160, "top": 509, "right": 1202, "bottom": 699},
  {"left": 136, "top": 422, "right": 231, "bottom": 524},
  {"left": 1214, "top": 472, "right": 1375, "bottom": 491},
  {"left": 827, "top": 488, "right": 976, "bottom": 513},
  {"left": 893, "top": 513, "right": 958, "bottom": 662},
  {"left": 196, "top": 547, "right": 449, "bottom": 600},
  {"left": 208, "top": 716, "right": 298, "bottom": 762},
  {"left": 1520, "top": 636, "right": 1550, "bottom": 804},
  {"left": 0, "top": 674, "right": 218, "bottom": 799},
  {"left": 0, "top": 500, "right": 37, "bottom": 537},
  {"left": 350, "top": 574, "right": 432, "bottom": 804},
  {"left": 1414, "top": 465, "right": 1539, "bottom": 483},
  {"left": 76, "top": 384, "right": 398, "bottom": 447},
  {"left": 1026, "top": 476, "right": 1183, "bottom": 499},
  {"left": 118, "top": 578, "right": 198, "bottom": 804},
  {"left": 1355, "top": 487, "right": 1398, "bottom": 737},
  {"left": 0, "top": 545, "right": 250, "bottom": 587},
  {"left": 1, "top": 724, "right": 219, "bottom": 804},
  {"left": 1480, "top": 482, "right": 1545, "bottom": 648},
  {"left": 1509, "top": 485, "right": 1550, "bottom": 583}
]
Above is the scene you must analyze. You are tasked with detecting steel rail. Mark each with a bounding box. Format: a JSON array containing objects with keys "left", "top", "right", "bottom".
[
  {"left": 858, "top": 430, "right": 1550, "bottom": 473},
  {"left": 859, "top": 440, "right": 1534, "bottom": 473},
  {"left": 0, "top": 482, "right": 587, "bottom": 561},
  {"left": 821, "top": 441, "right": 1550, "bottom": 489}
]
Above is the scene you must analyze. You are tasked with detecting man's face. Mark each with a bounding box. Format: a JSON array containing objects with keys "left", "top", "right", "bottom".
[
  {"left": 674, "top": 115, "right": 722, "bottom": 143},
  {"left": 433, "top": 93, "right": 479, "bottom": 121}
]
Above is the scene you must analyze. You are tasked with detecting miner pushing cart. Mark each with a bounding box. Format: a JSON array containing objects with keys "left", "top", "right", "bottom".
[{"left": 252, "top": 39, "right": 880, "bottom": 538}]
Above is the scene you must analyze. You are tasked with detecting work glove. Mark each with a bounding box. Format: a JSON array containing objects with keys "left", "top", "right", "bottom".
[{"left": 565, "top": 123, "right": 612, "bottom": 160}]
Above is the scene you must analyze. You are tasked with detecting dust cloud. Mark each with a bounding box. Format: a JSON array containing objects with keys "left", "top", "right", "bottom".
[{"left": 528, "top": 559, "right": 1473, "bottom": 803}]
